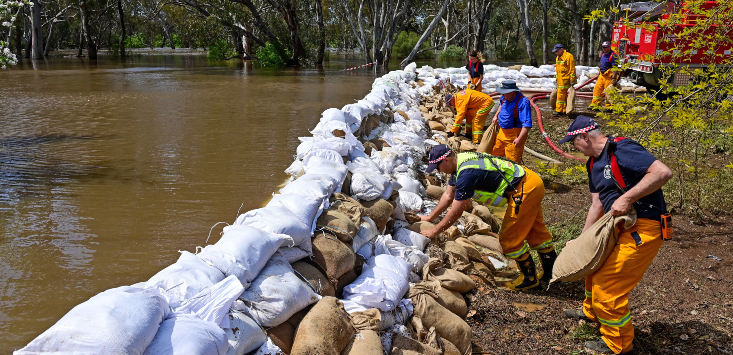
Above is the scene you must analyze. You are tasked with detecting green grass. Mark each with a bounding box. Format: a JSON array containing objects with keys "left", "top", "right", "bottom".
[
  {"left": 548, "top": 209, "right": 586, "bottom": 254},
  {"left": 572, "top": 323, "right": 601, "bottom": 342}
]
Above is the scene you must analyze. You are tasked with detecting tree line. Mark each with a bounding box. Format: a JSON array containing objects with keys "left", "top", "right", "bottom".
[{"left": 1, "top": 0, "right": 639, "bottom": 67}]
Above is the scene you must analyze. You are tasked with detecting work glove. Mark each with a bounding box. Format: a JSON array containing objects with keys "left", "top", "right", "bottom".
[{"left": 447, "top": 132, "right": 455, "bottom": 138}]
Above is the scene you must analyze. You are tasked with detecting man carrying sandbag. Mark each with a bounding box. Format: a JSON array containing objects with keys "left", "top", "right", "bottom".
[
  {"left": 552, "top": 44, "right": 576, "bottom": 116},
  {"left": 558, "top": 116, "right": 673, "bottom": 354},
  {"left": 419, "top": 144, "right": 556, "bottom": 291},
  {"left": 445, "top": 89, "right": 495, "bottom": 144},
  {"left": 490, "top": 80, "right": 532, "bottom": 163},
  {"left": 588, "top": 41, "right": 618, "bottom": 111}
]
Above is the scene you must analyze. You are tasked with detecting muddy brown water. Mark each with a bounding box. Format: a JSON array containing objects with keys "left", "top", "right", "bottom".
[{"left": 0, "top": 55, "right": 391, "bottom": 352}]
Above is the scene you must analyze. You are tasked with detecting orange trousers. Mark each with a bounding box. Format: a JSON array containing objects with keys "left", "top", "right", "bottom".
[
  {"left": 453, "top": 106, "right": 491, "bottom": 144},
  {"left": 556, "top": 79, "right": 571, "bottom": 113},
  {"left": 469, "top": 77, "right": 483, "bottom": 92},
  {"left": 592, "top": 71, "right": 614, "bottom": 108},
  {"left": 491, "top": 127, "right": 525, "bottom": 163},
  {"left": 583, "top": 218, "right": 663, "bottom": 353},
  {"left": 498, "top": 169, "right": 553, "bottom": 260}
]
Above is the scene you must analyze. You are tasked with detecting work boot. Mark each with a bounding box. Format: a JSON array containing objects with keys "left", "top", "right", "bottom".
[
  {"left": 506, "top": 252, "right": 540, "bottom": 291},
  {"left": 587, "top": 105, "right": 599, "bottom": 112},
  {"left": 564, "top": 309, "right": 593, "bottom": 322},
  {"left": 464, "top": 132, "right": 473, "bottom": 140},
  {"left": 552, "top": 111, "right": 563, "bottom": 117},
  {"left": 585, "top": 338, "right": 614, "bottom": 354},
  {"left": 537, "top": 246, "right": 557, "bottom": 283}
]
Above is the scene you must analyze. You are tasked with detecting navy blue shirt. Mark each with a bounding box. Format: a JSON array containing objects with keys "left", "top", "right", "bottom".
[
  {"left": 466, "top": 61, "right": 484, "bottom": 79},
  {"left": 449, "top": 170, "right": 505, "bottom": 201},
  {"left": 599, "top": 51, "right": 618, "bottom": 74},
  {"left": 586, "top": 137, "right": 667, "bottom": 220}
]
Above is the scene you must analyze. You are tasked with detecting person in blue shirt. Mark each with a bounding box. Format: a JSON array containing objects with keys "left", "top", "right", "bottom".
[
  {"left": 490, "top": 80, "right": 532, "bottom": 163},
  {"left": 466, "top": 50, "right": 484, "bottom": 91},
  {"left": 589, "top": 41, "right": 618, "bottom": 111}
]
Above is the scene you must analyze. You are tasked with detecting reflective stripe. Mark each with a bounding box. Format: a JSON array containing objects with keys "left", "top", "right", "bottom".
[
  {"left": 505, "top": 243, "right": 529, "bottom": 259},
  {"left": 473, "top": 131, "right": 484, "bottom": 135},
  {"left": 532, "top": 239, "right": 553, "bottom": 250},
  {"left": 556, "top": 61, "right": 566, "bottom": 64},
  {"left": 556, "top": 101, "right": 567, "bottom": 104},
  {"left": 598, "top": 312, "right": 631, "bottom": 327},
  {"left": 460, "top": 159, "right": 486, "bottom": 170},
  {"left": 593, "top": 96, "right": 603, "bottom": 99},
  {"left": 585, "top": 290, "right": 592, "bottom": 298},
  {"left": 453, "top": 124, "right": 461, "bottom": 127},
  {"left": 477, "top": 107, "right": 491, "bottom": 114},
  {"left": 558, "top": 85, "right": 571, "bottom": 89}
]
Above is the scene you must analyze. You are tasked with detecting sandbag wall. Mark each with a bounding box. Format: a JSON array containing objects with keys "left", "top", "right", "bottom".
[{"left": 16, "top": 63, "right": 516, "bottom": 355}]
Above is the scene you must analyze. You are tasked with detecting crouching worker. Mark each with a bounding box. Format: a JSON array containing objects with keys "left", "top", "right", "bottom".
[
  {"left": 419, "top": 144, "right": 556, "bottom": 291},
  {"left": 491, "top": 80, "right": 532, "bottom": 163},
  {"left": 559, "top": 116, "right": 673, "bottom": 354},
  {"left": 445, "top": 89, "right": 494, "bottom": 144}
]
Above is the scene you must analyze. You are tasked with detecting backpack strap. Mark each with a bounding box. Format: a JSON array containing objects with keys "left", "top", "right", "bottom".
[{"left": 590, "top": 137, "right": 627, "bottom": 190}]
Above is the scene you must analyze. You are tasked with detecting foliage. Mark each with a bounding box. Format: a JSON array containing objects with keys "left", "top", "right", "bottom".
[
  {"left": 0, "top": 0, "right": 31, "bottom": 69},
  {"left": 207, "top": 37, "right": 237, "bottom": 60},
  {"left": 438, "top": 45, "right": 466, "bottom": 61},
  {"left": 571, "top": 323, "right": 601, "bottom": 341},
  {"left": 124, "top": 33, "right": 148, "bottom": 49},
  {"left": 536, "top": 161, "right": 588, "bottom": 186},
  {"left": 392, "top": 31, "right": 433, "bottom": 60},
  {"left": 256, "top": 42, "right": 290, "bottom": 67}
]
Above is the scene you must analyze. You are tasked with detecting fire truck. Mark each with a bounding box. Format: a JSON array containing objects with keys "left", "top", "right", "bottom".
[{"left": 611, "top": 1, "right": 729, "bottom": 89}]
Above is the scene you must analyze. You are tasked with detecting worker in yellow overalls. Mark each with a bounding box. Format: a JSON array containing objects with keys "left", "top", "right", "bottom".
[
  {"left": 466, "top": 50, "right": 484, "bottom": 91},
  {"left": 589, "top": 41, "right": 618, "bottom": 111},
  {"left": 445, "top": 89, "right": 495, "bottom": 144},
  {"left": 552, "top": 44, "right": 576, "bottom": 116}
]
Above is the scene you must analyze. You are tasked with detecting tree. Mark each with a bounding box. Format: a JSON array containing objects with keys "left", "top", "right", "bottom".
[
  {"left": 516, "top": 0, "right": 536, "bottom": 66},
  {"left": 399, "top": 0, "right": 452, "bottom": 68}
]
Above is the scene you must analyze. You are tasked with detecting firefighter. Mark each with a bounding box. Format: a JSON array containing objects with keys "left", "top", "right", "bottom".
[
  {"left": 445, "top": 89, "right": 495, "bottom": 144},
  {"left": 419, "top": 145, "right": 557, "bottom": 291},
  {"left": 552, "top": 44, "right": 577, "bottom": 116},
  {"left": 466, "top": 50, "right": 484, "bottom": 91},
  {"left": 491, "top": 80, "right": 532, "bottom": 163},
  {"left": 589, "top": 41, "right": 618, "bottom": 111},
  {"left": 559, "top": 116, "right": 673, "bottom": 354}
]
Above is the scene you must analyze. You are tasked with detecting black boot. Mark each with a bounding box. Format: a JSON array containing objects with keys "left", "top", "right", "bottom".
[
  {"left": 538, "top": 246, "right": 557, "bottom": 283},
  {"left": 585, "top": 338, "right": 614, "bottom": 353},
  {"left": 507, "top": 252, "right": 540, "bottom": 291}
]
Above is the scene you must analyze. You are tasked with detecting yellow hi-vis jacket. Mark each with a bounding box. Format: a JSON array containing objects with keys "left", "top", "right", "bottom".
[{"left": 556, "top": 51, "right": 577, "bottom": 86}]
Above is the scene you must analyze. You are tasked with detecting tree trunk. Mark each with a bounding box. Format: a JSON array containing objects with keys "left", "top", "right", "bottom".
[
  {"left": 588, "top": 18, "right": 596, "bottom": 63},
  {"left": 541, "top": 0, "right": 548, "bottom": 64},
  {"left": 315, "top": 0, "right": 325, "bottom": 64},
  {"left": 13, "top": 15, "right": 22, "bottom": 57},
  {"left": 243, "top": 23, "right": 253, "bottom": 56},
  {"left": 77, "top": 28, "right": 83, "bottom": 57},
  {"left": 43, "top": 21, "right": 54, "bottom": 57},
  {"left": 442, "top": 9, "right": 450, "bottom": 50},
  {"left": 30, "top": 0, "right": 43, "bottom": 59},
  {"left": 80, "top": 0, "right": 97, "bottom": 59},
  {"left": 118, "top": 0, "right": 126, "bottom": 57},
  {"left": 569, "top": 0, "right": 583, "bottom": 61},
  {"left": 265, "top": 0, "right": 306, "bottom": 64},
  {"left": 229, "top": 0, "right": 289, "bottom": 60},
  {"left": 599, "top": 16, "right": 612, "bottom": 45},
  {"left": 516, "top": 0, "right": 537, "bottom": 66},
  {"left": 400, "top": 0, "right": 451, "bottom": 68},
  {"left": 475, "top": 0, "right": 493, "bottom": 53}
]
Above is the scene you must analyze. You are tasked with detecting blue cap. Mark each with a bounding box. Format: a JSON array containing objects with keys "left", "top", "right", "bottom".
[
  {"left": 426, "top": 144, "right": 452, "bottom": 173},
  {"left": 496, "top": 80, "right": 521, "bottom": 94},
  {"left": 552, "top": 44, "right": 564, "bottom": 53},
  {"left": 559, "top": 116, "right": 599, "bottom": 144},
  {"left": 444, "top": 94, "right": 454, "bottom": 105}
]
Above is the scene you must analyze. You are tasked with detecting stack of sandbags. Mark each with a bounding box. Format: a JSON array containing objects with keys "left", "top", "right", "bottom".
[
  {"left": 408, "top": 281, "right": 472, "bottom": 355},
  {"left": 291, "top": 297, "right": 356, "bottom": 355}
]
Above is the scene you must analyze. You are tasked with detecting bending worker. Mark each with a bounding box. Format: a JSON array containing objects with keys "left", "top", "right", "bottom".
[
  {"left": 491, "top": 80, "right": 532, "bottom": 163},
  {"left": 559, "top": 116, "right": 672, "bottom": 354},
  {"left": 419, "top": 145, "right": 556, "bottom": 291},
  {"left": 552, "top": 44, "right": 577, "bottom": 116},
  {"left": 466, "top": 50, "right": 484, "bottom": 91},
  {"left": 589, "top": 41, "right": 618, "bottom": 111},
  {"left": 445, "top": 89, "right": 494, "bottom": 144}
]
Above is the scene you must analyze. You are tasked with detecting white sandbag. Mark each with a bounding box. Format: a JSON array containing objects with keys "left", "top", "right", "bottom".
[
  {"left": 143, "top": 315, "right": 228, "bottom": 355},
  {"left": 275, "top": 243, "right": 312, "bottom": 263},
  {"left": 198, "top": 225, "right": 293, "bottom": 288},
  {"left": 284, "top": 160, "right": 304, "bottom": 178},
  {"left": 393, "top": 227, "right": 430, "bottom": 252},
  {"left": 253, "top": 338, "right": 284, "bottom": 355},
  {"left": 378, "top": 298, "right": 414, "bottom": 330},
  {"left": 174, "top": 275, "right": 244, "bottom": 328},
  {"left": 396, "top": 175, "right": 422, "bottom": 195},
  {"left": 343, "top": 255, "right": 411, "bottom": 312},
  {"left": 146, "top": 251, "right": 225, "bottom": 309},
  {"left": 396, "top": 190, "right": 423, "bottom": 213},
  {"left": 240, "top": 255, "right": 321, "bottom": 327},
  {"left": 404, "top": 62, "right": 417, "bottom": 73},
  {"left": 267, "top": 193, "right": 325, "bottom": 231},
  {"left": 374, "top": 236, "right": 429, "bottom": 274},
  {"left": 235, "top": 204, "right": 311, "bottom": 247},
  {"left": 304, "top": 156, "right": 348, "bottom": 191},
  {"left": 16, "top": 286, "right": 168, "bottom": 355},
  {"left": 350, "top": 169, "right": 389, "bottom": 201},
  {"left": 313, "top": 136, "right": 351, "bottom": 156},
  {"left": 280, "top": 174, "right": 334, "bottom": 199},
  {"left": 226, "top": 311, "right": 268, "bottom": 355},
  {"left": 353, "top": 216, "right": 379, "bottom": 252},
  {"left": 342, "top": 103, "right": 369, "bottom": 122},
  {"left": 296, "top": 138, "right": 315, "bottom": 160},
  {"left": 320, "top": 108, "right": 347, "bottom": 124},
  {"left": 303, "top": 149, "right": 343, "bottom": 166}
]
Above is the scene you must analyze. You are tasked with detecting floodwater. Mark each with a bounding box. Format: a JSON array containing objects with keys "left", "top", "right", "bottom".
[{"left": 0, "top": 54, "right": 517, "bottom": 352}]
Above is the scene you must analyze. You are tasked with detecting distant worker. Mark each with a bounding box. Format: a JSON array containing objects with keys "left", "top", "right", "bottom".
[
  {"left": 445, "top": 89, "right": 495, "bottom": 144},
  {"left": 466, "top": 50, "right": 484, "bottom": 91},
  {"left": 420, "top": 145, "right": 557, "bottom": 291},
  {"left": 491, "top": 80, "right": 532, "bottom": 163},
  {"left": 589, "top": 41, "right": 618, "bottom": 111},
  {"left": 559, "top": 116, "right": 673, "bottom": 354},
  {"left": 552, "top": 44, "right": 577, "bottom": 116}
]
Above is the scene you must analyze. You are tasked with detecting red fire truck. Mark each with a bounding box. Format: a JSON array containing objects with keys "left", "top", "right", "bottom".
[{"left": 612, "top": 1, "right": 729, "bottom": 89}]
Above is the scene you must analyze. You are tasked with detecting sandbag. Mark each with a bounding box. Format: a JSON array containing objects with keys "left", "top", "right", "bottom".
[
  {"left": 350, "top": 168, "right": 390, "bottom": 201},
  {"left": 391, "top": 335, "right": 442, "bottom": 355},
  {"left": 435, "top": 286, "right": 468, "bottom": 318},
  {"left": 16, "top": 286, "right": 168, "bottom": 355},
  {"left": 267, "top": 193, "right": 325, "bottom": 230},
  {"left": 311, "top": 233, "right": 356, "bottom": 284},
  {"left": 408, "top": 281, "right": 472, "bottom": 355},
  {"left": 143, "top": 315, "right": 228, "bottom": 355},
  {"left": 423, "top": 258, "right": 476, "bottom": 293},
  {"left": 280, "top": 174, "right": 334, "bottom": 199},
  {"left": 240, "top": 256, "right": 321, "bottom": 327},
  {"left": 429, "top": 121, "right": 446, "bottom": 131},
  {"left": 426, "top": 185, "right": 445, "bottom": 200},
  {"left": 455, "top": 237, "right": 483, "bottom": 262},
  {"left": 146, "top": 251, "right": 225, "bottom": 309},
  {"left": 476, "top": 122, "right": 499, "bottom": 154},
  {"left": 334, "top": 269, "right": 358, "bottom": 298},
  {"left": 290, "top": 297, "right": 355, "bottom": 355},
  {"left": 468, "top": 234, "right": 503, "bottom": 254},
  {"left": 342, "top": 330, "right": 383, "bottom": 355},
  {"left": 343, "top": 255, "right": 411, "bottom": 312},
  {"left": 330, "top": 200, "right": 364, "bottom": 224},
  {"left": 361, "top": 198, "right": 394, "bottom": 233},
  {"left": 266, "top": 322, "right": 295, "bottom": 354},
  {"left": 550, "top": 88, "right": 558, "bottom": 110},
  {"left": 471, "top": 205, "right": 500, "bottom": 232},
  {"left": 396, "top": 175, "right": 423, "bottom": 195},
  {"left": 566, "top": 86, "right": 576, "bottom": 114},
  {"left": 407, "top": 221, "right": 435, "bottom": 233},
  {"left": 352, "top": 216, "right": 379, "bottom": 253},
  {"left": 198, "top": 225, "right": 293, "bottom": 288},
  {"left": 552, "top": 210, "right": 637, "bottom": 283},
  {"left": 444, "top": 241, "right": 472, "bottom": 272},
  {"left": 225, "top": 311, "right": 268, "bottom": 355},
  {"left": 236, "top": 205, "right": 311, "bottom": 247},
  {"left": 396, "top": 190, "right": 423, "bottom": 213},
  {"left": 459, "top": 211, "right": 492, "bottom": 235},
  {"left": 291, "top": 261, "right": 336, "bottom": 297},
  {"left": 394, "top": 227, "right": 430, "bottom": 252},
  {"left": 316, "top": 209, "right": 358, "bottom": 243},
  {"left": 459, "top": 140, "right": 477, "bottom": 152}
]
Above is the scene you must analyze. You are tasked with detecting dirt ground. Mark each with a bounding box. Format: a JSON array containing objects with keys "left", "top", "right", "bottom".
[{"left": 465, "top": 97, "right": 733, "bottom": 354}]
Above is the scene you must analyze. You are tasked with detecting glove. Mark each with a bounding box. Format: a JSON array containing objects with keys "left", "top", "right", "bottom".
[{"left": 447, "top": 132, "right": 455, "bottom": 138}]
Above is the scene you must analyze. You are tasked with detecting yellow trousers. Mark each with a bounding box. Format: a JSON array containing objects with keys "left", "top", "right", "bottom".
[
  {"left": 498, "top": 169, "right": 553, "bottom": 259},
  {"left": 453, "top": 107, "right": 491, "bottom": 144},
  {"left": 469, "top": 77, "right": 483, "bottom": 92},
  {"left": 592, "top": 71, "right": 614, "bottom": 107},
  {"left": 583, "top": 218, "right": 663, "bottom": 353},
  {"left": 491, "top": 127, "right": 524, "bottom": 163},
  {"left": 556, "top": 79, "right": 571, "bottom": 113}
]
